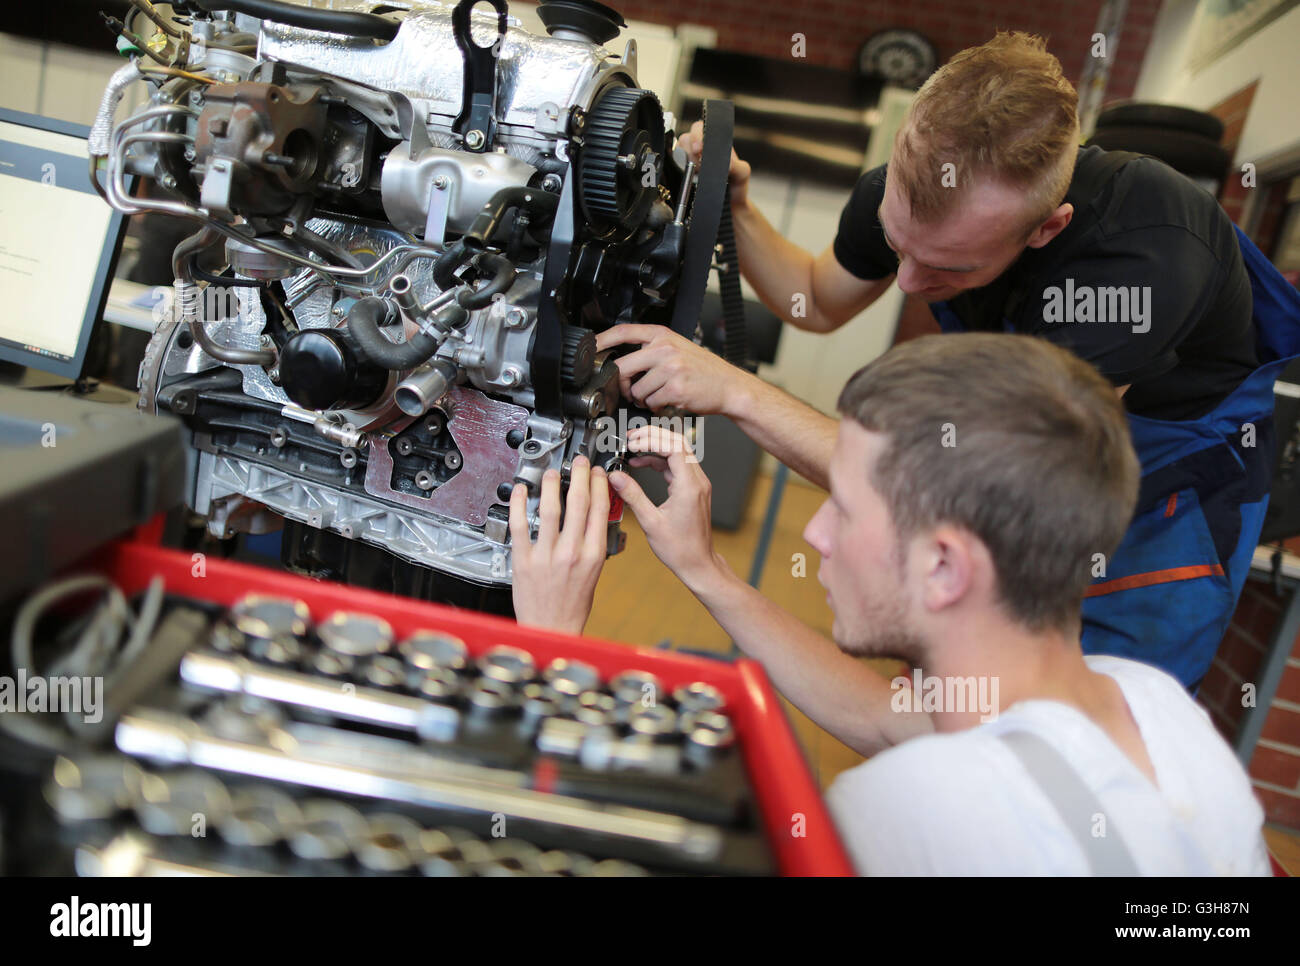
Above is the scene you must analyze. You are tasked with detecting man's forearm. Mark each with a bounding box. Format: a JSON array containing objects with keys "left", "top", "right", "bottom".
[
  {"left": 682, "top": 557, "right": 933, "bottom": 757},
  {"left": 721, "top": 371, "right": 837, "bottom": 489},
  {"left": 732, "top": 201, "right": 837, "bottom": 333}
]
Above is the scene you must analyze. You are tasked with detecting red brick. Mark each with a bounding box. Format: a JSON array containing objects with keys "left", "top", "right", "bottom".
[
  {"left": 1220, "top": 628, "right": 1267, "bottom": 681},
  {"left": 617, "top": 0, "right": 1155, "bottom": 80},
  {"left": 1220, "top": 697, "right": 1248, "bottom": 734},
  {"left": 1233, "top": 590, "right": 1260, "bottom": 631},
  {"left": 1261, "top": 705, "right": 1300, "bottom": 747},
  {"left": 1248, "top": 600, "right": 1283, "bottom": 641},
  {"left": 1276, "top": 664, "right": 1300, "bottom": 705},
  {"left": 1243, "top": 582, "right": 1282, "bottom": 608},
  {"left": 1248, "top": 745, "right": 1300, "bottom": 790},
  {"left": 1253, "top": 785, "right": 1300, "bottom": 831},
  {"left": 1200, "top": 664, "right": 1231, "bottom": 707}
]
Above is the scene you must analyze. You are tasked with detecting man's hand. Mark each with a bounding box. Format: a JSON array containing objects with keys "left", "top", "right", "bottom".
[
  {"left": 509, "top": 455, "right": 610, "bottom": 635},
  {"left": 595, "top": 323, "right": 748, "bottom": 415},
  {"left": 608, "top": 426, "right": 724, "bottom": 590},
  {"left": 678, "top": 120, "right": 752, "bottom": 209}
]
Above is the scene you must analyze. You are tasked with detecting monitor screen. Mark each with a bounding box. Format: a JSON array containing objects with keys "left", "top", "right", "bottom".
[{"left": 0, "top": 108, "right": 129, "bottom": 380}]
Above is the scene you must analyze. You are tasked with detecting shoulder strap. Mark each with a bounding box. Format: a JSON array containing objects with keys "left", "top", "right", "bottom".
[{"left": 997, "top": 729, "right": 1140, "bottom": 875}]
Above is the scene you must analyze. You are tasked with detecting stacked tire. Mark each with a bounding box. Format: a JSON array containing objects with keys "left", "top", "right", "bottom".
[{"left": 1086, "top": 101, "right": 1230, "bottom": 192}]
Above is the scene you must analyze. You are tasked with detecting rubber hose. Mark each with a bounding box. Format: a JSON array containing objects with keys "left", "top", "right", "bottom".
[
  {"left": 462, "top": 186, "right": 560, "bottom": 249},
  {"left": 433, "top": 238, "right": 473, "bottom": 291},
  {"left": 458, "top": 253, "right": 517, "bottom": 309},
  {"left": 188, "top": 0, "right": 400, "bottom": 41},
  {"left": 349, "top": 296, "right": 465, "bottom": 370}
]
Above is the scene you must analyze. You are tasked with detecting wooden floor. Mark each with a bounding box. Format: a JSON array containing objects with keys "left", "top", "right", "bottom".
[{"left": 585, "top": 469, "right": 1300, "bottom": 875}]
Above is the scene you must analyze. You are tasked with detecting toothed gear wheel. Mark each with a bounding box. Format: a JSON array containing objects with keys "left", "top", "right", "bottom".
[
  {"left": 136, "top": 308, "right": 185, "bottom": 415},
  {"left": 561, "top": 326, "right": 597, "bottom": 385},
  {"left": 578, "top": 86, "right": 665, "bottom": 240}
]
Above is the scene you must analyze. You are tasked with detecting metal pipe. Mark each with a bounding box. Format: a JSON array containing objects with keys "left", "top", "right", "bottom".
[
  {"left": 172, "top": 227, "right": 278, "bottom": 367},
  {"left": 395, "top": 361, "right": 458, "bottom": 417}
]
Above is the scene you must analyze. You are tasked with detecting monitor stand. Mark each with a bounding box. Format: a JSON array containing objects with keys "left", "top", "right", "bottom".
[{"left": 0, "top": 362, "right": 138, "bottom": 405}]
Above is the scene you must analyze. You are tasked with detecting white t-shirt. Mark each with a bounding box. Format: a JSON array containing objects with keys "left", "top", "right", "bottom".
[{"left": 825, "top": 655, "right": 1271, "bottom": 875}]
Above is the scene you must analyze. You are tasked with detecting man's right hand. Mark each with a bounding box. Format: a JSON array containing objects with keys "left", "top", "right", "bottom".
[
  {"left": 608, "top": 426, "right": 725, "bottom": 592},
  {"left": 678, "top": 120, "right": 752, "bottom": 210}
]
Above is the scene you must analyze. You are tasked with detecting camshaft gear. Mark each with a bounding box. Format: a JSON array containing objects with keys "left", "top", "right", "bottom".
[{"left": 577, "top": 86, "right": 665, "bottom": 240}]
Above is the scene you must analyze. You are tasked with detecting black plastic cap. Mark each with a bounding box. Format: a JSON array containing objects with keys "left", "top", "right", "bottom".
[{"left": 537, "top": 0, "right": 626, "bottom": 44}]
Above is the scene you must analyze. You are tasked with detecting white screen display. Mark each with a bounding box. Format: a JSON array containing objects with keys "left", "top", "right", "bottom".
[{"left": 0, "top": 119, "right": 116, "bottom": 363}]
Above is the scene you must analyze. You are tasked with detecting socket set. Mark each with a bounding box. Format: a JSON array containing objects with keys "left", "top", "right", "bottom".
[
  {"left": 47, "top": 754, "right": 651, "bottom": 876},
  {"left": 20, "top": 537, "right": 852, "bottom": 875}
]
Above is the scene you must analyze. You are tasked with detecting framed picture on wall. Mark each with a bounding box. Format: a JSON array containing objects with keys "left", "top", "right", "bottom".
[{"left": 1188, "top": 0, "right": 1300, "bottom": 70}]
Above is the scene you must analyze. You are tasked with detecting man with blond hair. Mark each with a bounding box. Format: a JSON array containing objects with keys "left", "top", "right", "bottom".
[{"left": 595, "top": 32, "right": 1297, "bottom": 692}]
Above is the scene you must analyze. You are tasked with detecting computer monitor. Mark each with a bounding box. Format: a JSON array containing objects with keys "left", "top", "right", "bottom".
[{"left": 0, "top": 107, "right": 130, "bottom": 380}]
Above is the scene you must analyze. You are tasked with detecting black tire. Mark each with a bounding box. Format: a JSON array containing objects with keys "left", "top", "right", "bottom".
[
  {"left": 1085, "top": 125, "right": 1231, "bottom": 180},
  {"left": 1095, "top": 101, "right": 1224, "bottom": 142}
]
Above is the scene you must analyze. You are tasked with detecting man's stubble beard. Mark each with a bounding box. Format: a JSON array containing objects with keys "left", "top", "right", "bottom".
[{"left": 835, "top": 576, "right": 929, "bottom": 667}]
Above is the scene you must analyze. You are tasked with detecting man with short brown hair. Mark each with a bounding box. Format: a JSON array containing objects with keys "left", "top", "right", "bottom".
[
  {"left": 594, "top": 31, "right": 1296, "bottom": 692},
  {"left": 511, "top": 333, "right": 1271, "bottom": 875}
]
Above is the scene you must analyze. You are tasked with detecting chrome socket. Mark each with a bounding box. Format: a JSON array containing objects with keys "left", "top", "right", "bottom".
[
  {"left": 542, "top": 658, "right": 601, "bottom": 696},
  {"left": 412, "top": 665, "right": 462, "bottom": 702},
  {"left": 478, "top": 644, "right": 536, "bottom": 685},
  {"left": 672, "top": 681, "right": 726, "bottom": 714},
  {"left": 45, "top": 755, "right": 144, "bottom": 823},
  {"left": 626, "top": 704, "right": 678, "bottom": 742},
  {"left": 610, "top": 669, "right": 662, "bottom": 709},
  {"left": 289, "top": 800, "right": 367, "bottom": 861},
  {"left": 218, "top": 786, "right": 302, "bottom": 848},
  {"left": 355, "top": 813, "right": 424, "bottom": 872},
  {"left": 133, "top": 769, "right": 232, "bottom": 836},
  {"left": 399, "top": 630, "right": 469, "bottom": 673},
  {"left": 318, "top": 611, "right": 395, "bottom": 659}
]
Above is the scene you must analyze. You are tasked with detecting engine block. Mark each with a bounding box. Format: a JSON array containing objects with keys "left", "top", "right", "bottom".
[{"left": 93, "top": 0, "right": 734, "bottom": 600}]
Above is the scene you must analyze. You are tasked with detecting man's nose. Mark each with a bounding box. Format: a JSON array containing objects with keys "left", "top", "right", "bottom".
[
  {"left": 895, "top": 257, "right": 933, "bottom": 295},
  {"left": 803, "top": 504, "right": 831, "bottom": 555}
]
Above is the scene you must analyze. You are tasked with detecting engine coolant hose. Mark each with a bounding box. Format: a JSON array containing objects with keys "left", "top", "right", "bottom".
[
  {"left": 188, "top": 0, "right": 400, "bottom": 41},
  {"left": 459, "top": 252, "right": 516, "bottom": 309},
  {"left": 462, "top": 186, "right": 560, "bottom": 250}
]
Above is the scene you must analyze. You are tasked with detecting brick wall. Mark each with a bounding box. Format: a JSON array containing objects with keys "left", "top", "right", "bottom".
[
  {"left": 1200, "top": 581, "right": 1300, "bottom": 829},
  {"left": 619, "top": 0, "right": 1161, "bottom": 100},
  {"left": 1189, "top": 83, "right": 1300, "bottom": 833}
]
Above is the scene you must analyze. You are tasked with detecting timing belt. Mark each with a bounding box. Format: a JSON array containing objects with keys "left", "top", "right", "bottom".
[
  {"left": 668, "top": 99, "right": 746, "bottom": 369},
  {"left": 531, "top": 167, "right": 577, "bottom": 418},
  {"left": 714, "top": 187, "right": 750, "bottom": 369}
]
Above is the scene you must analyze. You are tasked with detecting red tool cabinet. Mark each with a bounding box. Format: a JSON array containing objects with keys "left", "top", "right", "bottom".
[{"left": 86, "top": 531, "right": 855, "bottom": 876}]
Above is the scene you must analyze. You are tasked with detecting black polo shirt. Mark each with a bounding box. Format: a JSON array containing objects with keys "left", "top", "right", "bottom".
[{"left": 832, "top": 146, "right": 1257, "bottom": 421}]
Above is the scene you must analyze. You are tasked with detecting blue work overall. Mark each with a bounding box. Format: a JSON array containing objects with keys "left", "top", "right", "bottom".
[{"left": 928, "top": 224, "right": 1300, "bottom": 690}]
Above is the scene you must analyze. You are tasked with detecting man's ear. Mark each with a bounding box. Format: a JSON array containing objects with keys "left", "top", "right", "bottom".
[
  {"left": 1025, "top": 202, "right": 1074, "bottom": 249},
  {"left": 913, "top": 524, "right": 979, "bottom": 614}
]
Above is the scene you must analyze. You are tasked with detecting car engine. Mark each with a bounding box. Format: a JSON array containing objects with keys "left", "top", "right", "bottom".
[{"left": 91, "top": 0, "right": 741, "bottom": 610}]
